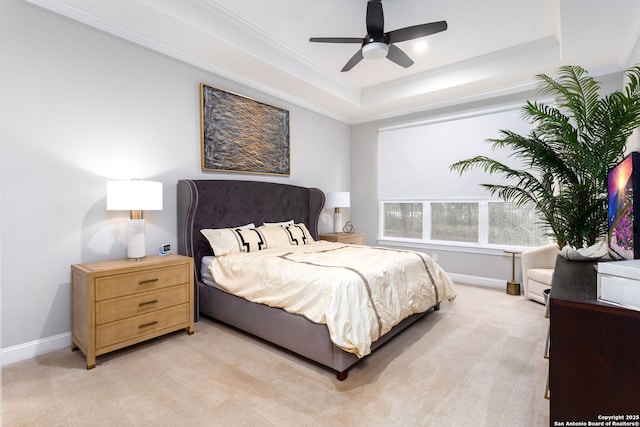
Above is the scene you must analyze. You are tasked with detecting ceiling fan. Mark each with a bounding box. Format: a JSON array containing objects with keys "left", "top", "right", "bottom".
[{"left": 310, "top": 0, "right": 447, "bottom": 72}]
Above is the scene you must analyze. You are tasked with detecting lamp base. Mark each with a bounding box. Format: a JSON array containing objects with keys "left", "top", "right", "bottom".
[
  {"left": 507, "top": 281, "right": 521, "bottom": 296},
  {"left": 333, "top": 211, "right": 343, "bottom": 233},
  {"left": 127, "top": 219, "right": 146, "bottom": 260}
]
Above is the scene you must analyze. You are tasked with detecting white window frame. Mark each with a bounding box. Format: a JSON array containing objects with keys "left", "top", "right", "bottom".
[{"left": 378, "top": 199, "right": 550, "bottom": 254}]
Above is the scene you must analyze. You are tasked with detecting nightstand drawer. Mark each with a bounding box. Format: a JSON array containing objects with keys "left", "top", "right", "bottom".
[
  {"left": 96, "top": 284, "right": 190, "bottom": 325},
  {"left": 95, "top": 264, "right": 190, "bottom": 300},
  {"left": 96, "top": 303, "right": 190, "bottom": 350},
  {"left": 340, "top": 235, "right": 364, "bottom": 245},
  {"left": 319, "top": 232, "right": 365, "bottom": 245}
]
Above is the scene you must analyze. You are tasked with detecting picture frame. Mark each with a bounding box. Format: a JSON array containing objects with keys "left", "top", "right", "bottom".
[
  {"left": 200, "top": 83, "right": 290, "bottom": 176},
  {"left": 608, "top": 152, "right": 640, "bottom": 259}
]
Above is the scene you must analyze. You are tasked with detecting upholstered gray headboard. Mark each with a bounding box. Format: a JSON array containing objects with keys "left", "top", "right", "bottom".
[{"left": 177, "top": 179, "right": 325, "bottom": 282}]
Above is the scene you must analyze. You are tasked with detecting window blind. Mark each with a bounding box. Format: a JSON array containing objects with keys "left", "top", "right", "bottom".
[{"left": 378, "top": 106, "right": 534, "bottom": 200}]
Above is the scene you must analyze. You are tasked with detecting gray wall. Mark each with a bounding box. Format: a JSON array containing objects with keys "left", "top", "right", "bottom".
[{"left": 0, "top": 0, "right": 350, "bottom": 350}]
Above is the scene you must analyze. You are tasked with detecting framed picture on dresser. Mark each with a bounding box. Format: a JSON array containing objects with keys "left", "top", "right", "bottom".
[{"left": 608, "top": 152, "right": 640, "bottom": 260}]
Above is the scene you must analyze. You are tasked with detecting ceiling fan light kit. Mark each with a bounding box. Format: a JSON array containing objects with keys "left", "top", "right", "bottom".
[
  {"left": 362, "top": 41, "right": 389, "bottom": 59},
  {"left": 309, "top": 0, "right": 447, "bottom": 72}
]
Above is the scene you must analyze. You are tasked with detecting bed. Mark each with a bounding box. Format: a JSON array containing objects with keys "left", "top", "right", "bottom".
[{"left": 177, "top": 179, "right": 456, "bottom": 380}]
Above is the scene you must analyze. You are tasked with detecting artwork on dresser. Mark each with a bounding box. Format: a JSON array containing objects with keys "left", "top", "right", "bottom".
[
  {"left": 608, "top": 152, "right": 640, "bottom": 260},
  {"left": 200, "top": 84, "right": 290, "bottom": 176}
]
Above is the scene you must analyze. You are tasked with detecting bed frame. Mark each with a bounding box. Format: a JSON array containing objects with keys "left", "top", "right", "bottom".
[{"left": 177, "top": 179, "right": 437, "bottom": 380}]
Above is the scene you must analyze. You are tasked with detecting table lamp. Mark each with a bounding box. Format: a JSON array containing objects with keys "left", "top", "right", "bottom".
[
  {"left": 325, "top": 191, "right": 350, "bottom": 233},
  {"left": 107, "top": 180, "right": 163, "bottom": 260}
]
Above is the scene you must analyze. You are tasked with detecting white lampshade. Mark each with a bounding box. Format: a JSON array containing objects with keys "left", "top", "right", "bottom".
[
  {"left": 325, "top": 192, "right": 350, "bottom": 233},
  {"left": 107, "top": 180, "right": 163, "bottom": 211},
  {"left": 106, "top": 180, "right": 163, "bottom": 260},
  {"left": 325, "top": 192, "right": 351, "bottom": 209}
]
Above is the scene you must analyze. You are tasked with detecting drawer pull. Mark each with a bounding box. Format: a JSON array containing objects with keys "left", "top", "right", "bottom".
[
  {"left": 138, "top": 320, "right": 158, "bottom": 329},
  {"left": 138, "top": 299, "right": 158, "bottom": 307},
  {"left": 138, "top": 278, "right": 159, "bottom": 285}
]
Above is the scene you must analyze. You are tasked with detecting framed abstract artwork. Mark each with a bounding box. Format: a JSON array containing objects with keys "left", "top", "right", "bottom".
[{"left": 200, "top": 84, "right": 290, "bottom": 176}]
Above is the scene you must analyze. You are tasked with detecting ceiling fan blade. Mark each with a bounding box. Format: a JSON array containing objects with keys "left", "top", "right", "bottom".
[
  {"left": 366, "top": 1, "right": 384, "bottom": 36},
  {"left": 387, "top": 21, "right": 448, "bottom": 43},
  {"left": 309, "top": 37, "right": 364, "bottom": 43},
  {"left": 341, "top": 49, "right": 364, "bottom": 72},
  {"left": 386, "top": 44, "right": 414, "bottom": 68}
]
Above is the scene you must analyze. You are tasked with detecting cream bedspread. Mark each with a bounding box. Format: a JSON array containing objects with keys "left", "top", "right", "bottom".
[{"left": 208, "top": 241, "right": 457, "bottom": 358}]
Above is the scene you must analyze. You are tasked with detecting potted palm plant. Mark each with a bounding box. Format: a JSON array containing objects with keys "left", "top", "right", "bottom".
[{"left": 451, "top": 65, "right": 640, "bottom": 250}]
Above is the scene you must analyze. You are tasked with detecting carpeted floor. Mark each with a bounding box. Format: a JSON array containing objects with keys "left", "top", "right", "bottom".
[{"left": 2, "top": 283, "right": 549, "bottom": 426}]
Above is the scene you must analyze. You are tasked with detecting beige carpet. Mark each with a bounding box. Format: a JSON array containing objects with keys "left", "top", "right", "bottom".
[{"left": 2, "top": 283, "right": 549, "bottom": 426}]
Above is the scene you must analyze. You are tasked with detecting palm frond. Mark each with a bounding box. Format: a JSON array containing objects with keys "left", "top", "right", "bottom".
[{"left": 450, "top": 65, "right": 640, "bottom": 248}]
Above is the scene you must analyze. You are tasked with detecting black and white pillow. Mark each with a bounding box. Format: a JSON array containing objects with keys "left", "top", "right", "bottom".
[
  {"left": 258, "top": 223, "right": 315, "bottom": 248},
  {"left": 284, "top": 223, "right": 314, "bottom": 245},
  {"left": 201, "top": 226, "right": 266, "bottom": 257}
]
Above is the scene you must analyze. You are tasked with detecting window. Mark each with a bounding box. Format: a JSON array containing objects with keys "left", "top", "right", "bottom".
[
  {"left": 488, "top": 201, "right": 548, "bottom": 246},
  {"left": 383, "top": 202, "right": 422, "bottom": 239},
  {"left": 431, "top": 202, "right": 478, "bottom": 243},
  {"left": 381, "top": 200, "right": 548, "bottom": 248},
  {"left": 377, "top": 104, "right": 545, "bottom": 250}
]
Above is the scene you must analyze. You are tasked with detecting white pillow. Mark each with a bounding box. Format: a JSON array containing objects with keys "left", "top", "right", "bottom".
[
  {"left": 262, "top": 220, "right": 294, "bottom": 227},
  {"left": 200, "top": 227, "right": 265, "bottom": 256},
  {"left": 258, "top": 223, "right": 315, "bottom": 248}
]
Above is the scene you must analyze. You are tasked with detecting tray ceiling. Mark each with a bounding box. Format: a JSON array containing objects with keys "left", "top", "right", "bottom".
[{"left": 28, "top": 0, "right": 640, "bottom": 123}]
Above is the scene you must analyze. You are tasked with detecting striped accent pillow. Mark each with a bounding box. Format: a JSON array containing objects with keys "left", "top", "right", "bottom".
[
  {"left": 258, "top": 223, "right": 315, "bottom": 248},
  {"left": 201, "top": 227, "right": 266, "bottom": 257}
]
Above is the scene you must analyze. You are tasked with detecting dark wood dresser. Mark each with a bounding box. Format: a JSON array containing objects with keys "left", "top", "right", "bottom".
[{"left": 548, "top": 257, "right": 640, "bottom": 424}]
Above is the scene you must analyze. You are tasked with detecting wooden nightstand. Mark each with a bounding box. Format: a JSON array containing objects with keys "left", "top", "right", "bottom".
[
  {"left": 71, "top": 254, "right": 194, "bottom": 369},
  {"left": 319, "top": 232, "right": 365, "bottom": 245}
]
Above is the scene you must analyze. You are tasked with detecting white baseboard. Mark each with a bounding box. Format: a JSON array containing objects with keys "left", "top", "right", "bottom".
[
  {"left": 0, "top": 274, "right": 505, "bottom": 366},
  {"left": 1, "top": 332, "right": 71, "bottom": 367},
  {"left": 448, "top": 273, "right": 505, "bottom": 290}
]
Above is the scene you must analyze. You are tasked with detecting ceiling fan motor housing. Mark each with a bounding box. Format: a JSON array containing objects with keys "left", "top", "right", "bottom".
[{"left": 362, "top": 41, "right": 389, "bottom": 59}]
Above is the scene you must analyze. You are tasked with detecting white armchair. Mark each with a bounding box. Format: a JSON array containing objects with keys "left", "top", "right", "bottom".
[{"left": 521, "top": 243, "right": 558, "bottom": 304}]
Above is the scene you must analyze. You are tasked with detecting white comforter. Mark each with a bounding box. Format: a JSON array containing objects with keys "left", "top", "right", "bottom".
[{"left": 208, "top": 240, "right": 457, "bottom": 358}]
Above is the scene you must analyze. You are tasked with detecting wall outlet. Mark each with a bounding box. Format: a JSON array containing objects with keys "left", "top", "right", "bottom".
[{"left": 431, "top": 253, "right": 438, "bottom": 261}]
